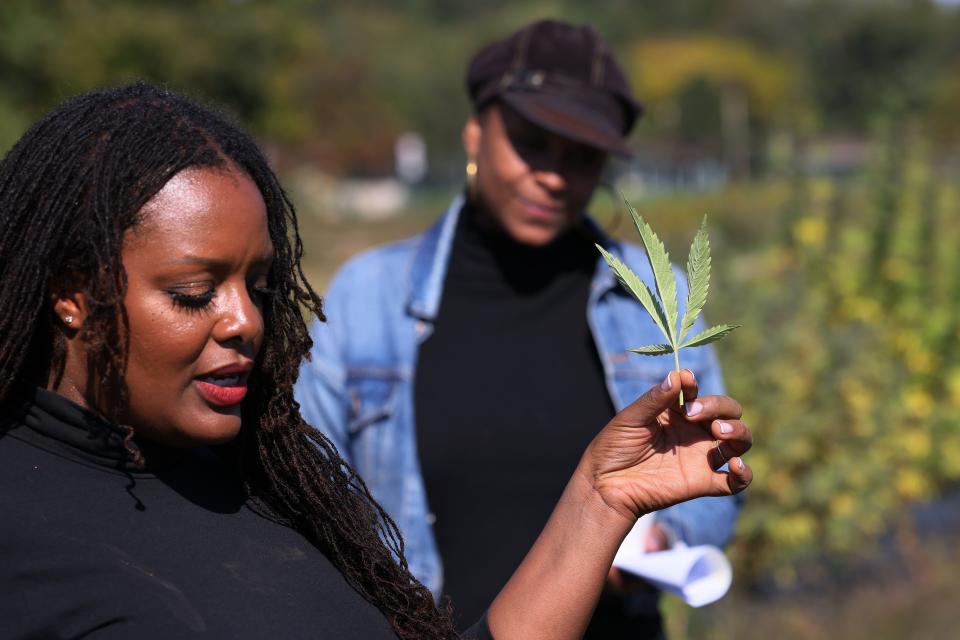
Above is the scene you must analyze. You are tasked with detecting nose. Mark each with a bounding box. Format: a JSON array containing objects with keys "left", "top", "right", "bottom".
[
  {"left": 212, "top": 282, "right": 263, "bottom": 351},
  {"left": 531, "top": 139, "right": 586, "bottom": 194},
  {"left": 534, "top": 164, "right": 567, "bottom": 193}
]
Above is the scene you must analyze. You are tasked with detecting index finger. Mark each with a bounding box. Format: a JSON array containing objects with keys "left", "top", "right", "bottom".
[{"left": 614, "top": 368, "right": 687, "bottom": 427}]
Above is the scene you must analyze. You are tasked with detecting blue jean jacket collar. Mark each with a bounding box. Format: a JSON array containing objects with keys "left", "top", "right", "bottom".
[{"left": 406, "top": 195, "right": 463, "bottom": 321}]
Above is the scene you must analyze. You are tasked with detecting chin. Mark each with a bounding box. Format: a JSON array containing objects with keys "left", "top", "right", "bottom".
[
  {"left": 166, "top": 412, "right": 243, "bottom": 447},
  {"left": 195, "top": 415, "right": 244, "bottom": 445},
  {"left": 503, "top": 207, "right": 576, "bottom": 247}
]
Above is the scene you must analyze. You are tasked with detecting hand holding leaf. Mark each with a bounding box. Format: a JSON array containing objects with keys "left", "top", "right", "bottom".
[{"left": 597, "top": 198, "right": 739, "bottom": 404}]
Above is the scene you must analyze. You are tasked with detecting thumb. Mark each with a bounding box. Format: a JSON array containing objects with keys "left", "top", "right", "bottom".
[{"left": 614, "top": 370, "right": 695, "bottom": 427}]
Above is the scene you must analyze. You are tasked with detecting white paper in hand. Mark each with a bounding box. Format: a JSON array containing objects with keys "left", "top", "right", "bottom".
[{"left": 612, "top": 514, "right": 732, "bottom": 607}]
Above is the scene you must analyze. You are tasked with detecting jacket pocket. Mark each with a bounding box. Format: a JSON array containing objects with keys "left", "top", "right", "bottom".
[
  {"left": 345, "top": 369, "right": 402, "bottom": 436},
  {"left": 613, "top": 358, "right": 671, "bottom": 382},
  {"left": 613, "top": 349, "right": 709, "bottom": 401},
  {"left": 612, "top": 359, "right": 673, "bottom": 405}
]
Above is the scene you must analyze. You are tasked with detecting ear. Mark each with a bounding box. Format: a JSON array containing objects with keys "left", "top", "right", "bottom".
[
  {"left": 462, "top": 114, "right": 482, "bottom": 160},
  {"left": 52, "top": 293, "right": 88, "bottom": 333}
]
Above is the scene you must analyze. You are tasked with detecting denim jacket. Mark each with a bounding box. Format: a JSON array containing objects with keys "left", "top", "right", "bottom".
[{"left": 295, "top": 195, "right": 742, "bottom": 598}]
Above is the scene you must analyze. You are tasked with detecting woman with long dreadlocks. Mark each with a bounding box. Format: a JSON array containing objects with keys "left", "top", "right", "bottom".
[{"left": 0, "top": 83, "right": 753, "bottom": 640}]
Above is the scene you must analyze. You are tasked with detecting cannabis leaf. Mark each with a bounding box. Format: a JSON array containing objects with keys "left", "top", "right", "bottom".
[{"left": 596, "top": 197, "right": 740, "bottom": 404}]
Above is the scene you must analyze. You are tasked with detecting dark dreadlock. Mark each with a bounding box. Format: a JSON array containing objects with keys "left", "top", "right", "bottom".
[{"left": 0, "top": 83, "right": 457, "bottom": 639}]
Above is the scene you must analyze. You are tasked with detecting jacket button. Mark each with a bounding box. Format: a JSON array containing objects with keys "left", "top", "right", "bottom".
[{"left": 426, "top": 512, "right": 436, "bottom": 525}]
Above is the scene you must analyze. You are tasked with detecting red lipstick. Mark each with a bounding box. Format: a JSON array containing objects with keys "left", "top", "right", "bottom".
[
  {"left": 195, "top": 381, "right": 247, "bottom": 406},
  {"left": 194, "top": 361, "right": 253, "bottom": 407}
]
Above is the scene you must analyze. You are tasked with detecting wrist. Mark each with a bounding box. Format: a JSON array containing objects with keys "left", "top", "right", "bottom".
[{"left": 572, "top": 461, "right": 639, "bottom": 536}]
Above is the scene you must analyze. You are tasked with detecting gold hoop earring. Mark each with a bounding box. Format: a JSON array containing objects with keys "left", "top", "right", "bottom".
[{"left": 465, "top": 159, "right": 478, "bottom": 202}]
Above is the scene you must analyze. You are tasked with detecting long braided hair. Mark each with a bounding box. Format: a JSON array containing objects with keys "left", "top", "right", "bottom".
[{"left": 0, "top": 84, "right": 457, "bottom": 639}]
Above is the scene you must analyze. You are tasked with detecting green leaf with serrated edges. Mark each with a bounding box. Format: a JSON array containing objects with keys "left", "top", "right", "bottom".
[
  {"left": 681, "top": 323, "right": 740, "bottom": 349},
  {"left": 597, "top": 244, "right": 671, "bottom": 342},
  {"left": 679, "top": 215, "right": 711, "bottom": 343},
  {"left": 624, "top": 196, "right": 679, "bottom": 345},
  {"left": 595, "top": 198, "right": 739, "bottom": 410},
  {"left": 629, "top": 344, "right": 675, "bottom": 356}
]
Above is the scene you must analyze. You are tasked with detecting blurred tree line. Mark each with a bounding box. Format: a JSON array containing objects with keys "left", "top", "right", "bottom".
[{"left": 2, "top": 0, "right": 960, "bottom": 178}]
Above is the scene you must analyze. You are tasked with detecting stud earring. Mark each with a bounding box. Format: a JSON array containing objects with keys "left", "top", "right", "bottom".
[
  {"left": 64, "top": 315, "right": 74, "bottom": 325},
  {"left": 465, "top": 158, "right": 478, "bottom": 202}
]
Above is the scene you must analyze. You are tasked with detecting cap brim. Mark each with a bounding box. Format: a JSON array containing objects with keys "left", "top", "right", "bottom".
[{"left": 502, "top": 92, "right": 634, "bottom": 157}]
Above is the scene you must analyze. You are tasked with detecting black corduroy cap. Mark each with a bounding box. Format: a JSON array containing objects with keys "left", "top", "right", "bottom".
[{"left": 466, "top": 19, "right": 643, "bottom": 156}]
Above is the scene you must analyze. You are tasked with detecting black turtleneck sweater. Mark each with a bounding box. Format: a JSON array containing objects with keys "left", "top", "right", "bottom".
[
  {"left": 415, "top": 206, "right": 616, "bottom": 627},
  {"left": 0, "top": 389, "right": 401, "bottom": 639}
]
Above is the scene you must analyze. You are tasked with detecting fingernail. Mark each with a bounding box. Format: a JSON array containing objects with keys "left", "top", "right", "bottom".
[
  {"left": 685, "top": 401, "right": 703, "bottom": 417},
  {"left": 737, "top": 458, "right": 745, "bottom": 471},
  {"left": 684, "top": 368, "right": 697, "bottom": 382},
  {"left": 719, "top": 421, "right": 733, "bottom": 434},
  {"left": 661, "top": 372, "right": 673, "bottom": 391}
]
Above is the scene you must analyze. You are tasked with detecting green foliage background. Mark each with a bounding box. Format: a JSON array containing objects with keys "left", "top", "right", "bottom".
[{"left": 619, "top": 133, "right": 960, "bottom": 585}]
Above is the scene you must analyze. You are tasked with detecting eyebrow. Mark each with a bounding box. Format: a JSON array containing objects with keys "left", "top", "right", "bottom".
[{"left": 163, "top": 253, "right": 275, "bottom": 268}]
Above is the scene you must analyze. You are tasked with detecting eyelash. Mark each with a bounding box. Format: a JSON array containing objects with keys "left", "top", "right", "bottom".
[
  {"left": 169, "top": 289, "right": 215, "bottom": 313},
  {"left": 167, "top": 285, "right": 276, "bottom": 314}
]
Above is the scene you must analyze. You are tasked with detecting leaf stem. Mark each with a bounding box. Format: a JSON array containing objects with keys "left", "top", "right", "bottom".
[{"left": 673, "top": 348, "right": 683, "bottom": 407}]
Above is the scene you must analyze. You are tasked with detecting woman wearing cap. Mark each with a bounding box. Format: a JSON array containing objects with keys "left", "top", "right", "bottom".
[
  {"left": 0, "top": 83, "right": 753, "bottom": 639},
  {"left": 296, "top": 19, "right": 744, "bottom": 637}
]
